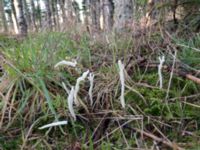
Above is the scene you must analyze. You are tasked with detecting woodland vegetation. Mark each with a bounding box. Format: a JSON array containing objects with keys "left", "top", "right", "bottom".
[{"left": 0, "top": 0, "right": 200, "bottom": 149}]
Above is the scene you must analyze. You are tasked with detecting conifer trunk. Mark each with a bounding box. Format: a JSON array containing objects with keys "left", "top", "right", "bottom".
[{"left": 113, "top": 0, "right": 133, "bottom": 32}]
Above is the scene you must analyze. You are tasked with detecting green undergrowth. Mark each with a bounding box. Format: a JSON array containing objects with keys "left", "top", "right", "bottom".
[{"left": 0, "top": 32, "right": 200, "bottom": 149}]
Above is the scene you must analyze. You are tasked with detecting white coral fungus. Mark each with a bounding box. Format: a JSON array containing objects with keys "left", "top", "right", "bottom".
[
  {"left": 54, "top": 60, "right": 77, "bottom": 68},
  {"left": 158, "top": 56, "right": 165, "bottom": 89},
  {"left": 39, "top": 121, "right": 68, "bottom": 130},
  {"left": 118, "top": 60, "right": 125, "bottom": 108},
  {"left": 88, "top": 73, "right": 94, "bottom": 106},
  {"left": 68, "top": 86, "right": 76, "bottom": 120},
  {"left": 62, "top": 82, "right": 70, "bottom": 94},
  {"left": 74, "top": 70, "right": 90, "bottom": 106}
]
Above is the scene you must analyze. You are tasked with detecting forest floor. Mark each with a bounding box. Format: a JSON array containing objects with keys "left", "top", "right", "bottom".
[{"left": 0, "top": 30, "right": 200, "bottom": 150}]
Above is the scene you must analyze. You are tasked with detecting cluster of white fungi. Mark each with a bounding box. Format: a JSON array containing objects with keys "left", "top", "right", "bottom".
[{"left": 39, "top": 56, "right": 165, "bottom": 129}]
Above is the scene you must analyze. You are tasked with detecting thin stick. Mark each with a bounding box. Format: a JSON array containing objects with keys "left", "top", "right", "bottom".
[
  {"left": 139, "top": 63, "right": 200, "bottom": 85},
  {"left": 133, "top": 128, "right": 184, "bottom": 150},
  {"left": 165, "top": 50, "right": 177, "bottom": 101}
]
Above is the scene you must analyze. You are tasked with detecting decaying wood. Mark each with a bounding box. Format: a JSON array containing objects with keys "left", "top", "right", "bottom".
[{"left": 184, "top": 74, "right": 200, "bottom": 85}]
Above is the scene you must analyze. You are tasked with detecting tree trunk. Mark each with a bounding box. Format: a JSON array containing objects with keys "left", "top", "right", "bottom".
[
  {"left": 7, "top": 12, "right": 14, "bottom": 32},
  {"left": 11, "top": 0, "right": 19, "bottom": 33},
  {"left": 36, "top": 0, "right": 42, "bottom": 28},
  {"left": 59, "top": 0, "right": 67, "bottom": 23},
  {"left": 55, "top": 0, "right": 60, "bottom": 30},
  {"left": 30, "top": 0, "right": 37, "bottom": 31},
  {"left": 44, "top": 0, "right": 52, "bottom": 30},
  {"left": 15, "top": 0, "right": 28, "bottom": 35},
  {"left": 102, "top": 0, "right": 114, "bottom": 31},
  {"left": 51, "top": 0, "right": 57, "bottom": 29},
  {"left": 66, "top": 0, "right": 74, "bottom": 25},
  {"left": 0, "top": 0, "right": 8, "bottom": 32},
  {"left": 23, "top": 0, "right": 31, "bottom": 30},
  {"left": 113, "top": 0, "right": 134, "bottom": 32},
  {"left": 90, "top": 0, "right": 101, "bottom": 31},
  {"left": 72, "top": 1, "right": 81, "bottom": 23},
  {"left": 82, "top": 0, "right": 90, "bottom": 27}
]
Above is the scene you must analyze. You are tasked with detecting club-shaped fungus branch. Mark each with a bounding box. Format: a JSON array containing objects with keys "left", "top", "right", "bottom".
[
  {"left": 88, "top": 73, "right": 94, "bottom": 106},
  {"left": 118, "top": 60, "right": 125, "bottom": 108},
  {"left": 62, "top": 82, "right": 70, "bottom": 94},
  {"left": 39, "top": 120, "right": 68, "bottom": 130},
  {"left": 74, "top": 70, "right": 90, "bottom": 106},
  {"left": 158, "top": 56, "right": 165, "bottom": 89},
  {"left": 54, "top": 60, "right": 77, "bottom": 68},
  {"left": 68, "top": 86, "right": 76, "bottom": 120}
]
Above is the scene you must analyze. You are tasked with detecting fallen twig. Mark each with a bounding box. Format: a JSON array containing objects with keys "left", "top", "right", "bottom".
[
  {"left": 138, "top": 62, "right": 200, "bottom": 85},
  {"left": 133, "top": 127, "right": 184, "bottom": 150}
]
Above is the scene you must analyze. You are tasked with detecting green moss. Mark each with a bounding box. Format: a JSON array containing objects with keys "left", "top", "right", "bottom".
[{"left": 0, "top": 138, "right": 21, "bottom": 150}]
